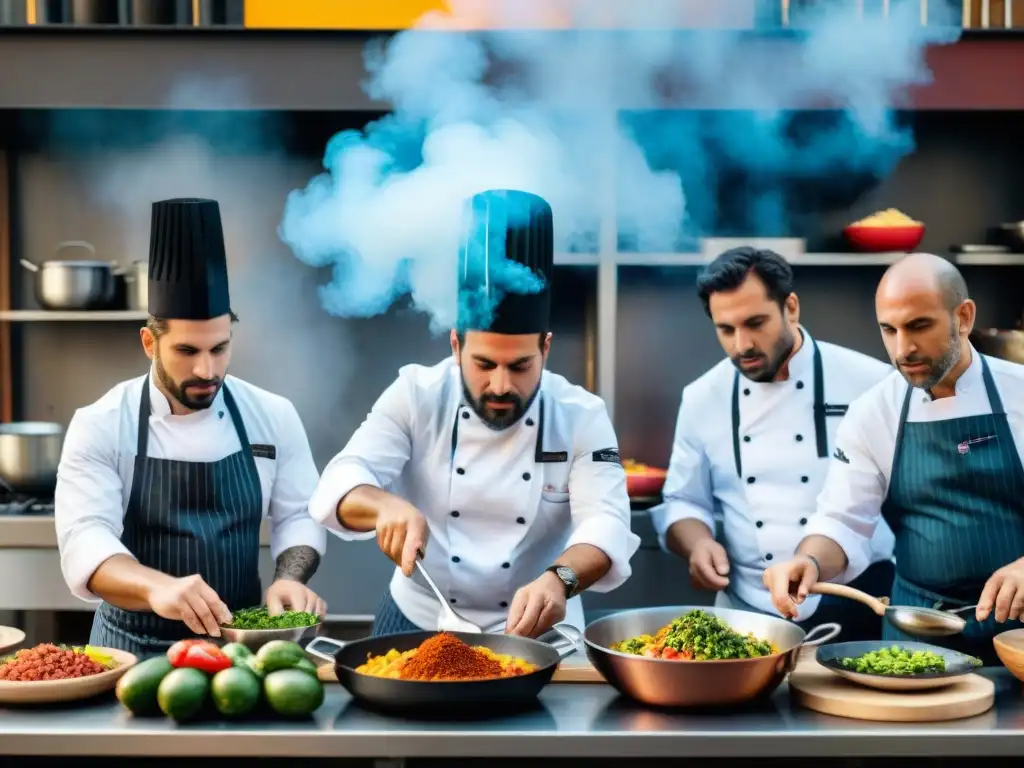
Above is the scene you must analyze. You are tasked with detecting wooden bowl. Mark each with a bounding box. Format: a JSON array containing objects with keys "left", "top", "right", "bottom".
[
  {"left": 993, "top": 628, "right": 1024, "bottom": 682},
  {"left": 625, "top": 467, "right": 667, "bottom": 498},
  {"left": 844, "top": 224, "right": 924, "bottom": 253},
  {"left": 0, "top": 646, "right": 137, "bottom": 705},
  {"left": 0, "top": 626, "right": 26, "bottom": 655}
]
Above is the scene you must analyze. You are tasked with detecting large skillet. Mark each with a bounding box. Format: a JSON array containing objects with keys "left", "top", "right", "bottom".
[
  {"left": 306, "top": 624, "right": 580, "bottom": 714},
  {"left": 584, "top": 605, "right": 840, "bottom": 708}
]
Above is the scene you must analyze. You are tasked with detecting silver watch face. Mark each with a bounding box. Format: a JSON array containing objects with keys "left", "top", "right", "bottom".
[{"left": 556, "top": 566, "right": 577, "bottom": 588}]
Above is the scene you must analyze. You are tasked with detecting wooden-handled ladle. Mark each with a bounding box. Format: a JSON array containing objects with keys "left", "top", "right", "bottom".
[{"left": 810, "top": 583, "right": 975, "bottom": 638}]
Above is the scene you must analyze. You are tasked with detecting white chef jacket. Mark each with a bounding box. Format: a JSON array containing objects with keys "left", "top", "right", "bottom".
[
  {"left": 807, "top": 346, "right": 1024, "bottom": 584},
  {"left": 649, "top": 328, "right": 896, "bottom": 620},
  {"left": 308, "top": 357, "right": 640, "bottom": 632},
  {"left": 54, "top": 368, "right": 328, "bottom": 603}
]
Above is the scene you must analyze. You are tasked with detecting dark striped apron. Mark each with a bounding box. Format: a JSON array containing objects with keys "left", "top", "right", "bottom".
[
  {"left": 881, "top": 355, "right": 1024, "bottom": 665},
  {"left": 89, "top": 376, "right": 264, "bottom": 657}
]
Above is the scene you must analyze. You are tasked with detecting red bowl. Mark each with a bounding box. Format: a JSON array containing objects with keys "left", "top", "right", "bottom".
[
  {"left": 844, "top": 224, "right": 924, "bottom": 253},
  {"left": 626, "top": 468, "right": 667, "bottom": 498}
]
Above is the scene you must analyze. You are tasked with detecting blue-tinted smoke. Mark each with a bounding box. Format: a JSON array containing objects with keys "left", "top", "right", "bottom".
[{"left": 279, "top": 0, "right": 960, "bottom": 330}]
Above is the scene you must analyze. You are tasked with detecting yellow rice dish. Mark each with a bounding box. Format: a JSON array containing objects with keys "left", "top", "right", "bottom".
[
  {"left": 851, "top": 208, "right": 921, "bottom": 227},
  {"left": 355, "top": 632, "right": 538, "bottom": 681}
]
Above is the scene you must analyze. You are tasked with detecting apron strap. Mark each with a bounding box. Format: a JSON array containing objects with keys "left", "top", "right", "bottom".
[
  {"left": 979, "top": 355, "right": 1005, "bottom": 415},
  {"left": 731, "top": 372, "right": 742, "bottom": 478},
  {"left": 137, "top": 375, "right": 153, "bottom": 459},
  {"left": 136, "top": 375, "right": 256, "bottom": 470},
  {"left": 891, "top": 381, "right": 914, "bottom": 477},
  {"left": 811, "top": 338, "right": 828, "bottom": 459}
]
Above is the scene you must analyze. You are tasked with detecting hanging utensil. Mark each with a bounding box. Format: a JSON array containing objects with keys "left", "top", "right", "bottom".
[{"left": 811, "top": 583, "right": 975, "bottom": 637}]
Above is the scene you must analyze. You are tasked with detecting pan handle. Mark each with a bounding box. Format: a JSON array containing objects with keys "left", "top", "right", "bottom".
[
  {"left": 798, "top": 622, "right": 841, "bottom": 648},
  {"left": 305, "top": 636, "right": 348, "bottom": 663},
  {"left": 537, "top": 623, "right": 582, "bottom": 660}
]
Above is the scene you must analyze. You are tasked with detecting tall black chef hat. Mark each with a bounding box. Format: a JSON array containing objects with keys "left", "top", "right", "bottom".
[
  {"left": 456, "top": 189, "right": 554, "bottom": 335},
  {"left": 147, "top": 198, "right": 231, "bottom": 320}
]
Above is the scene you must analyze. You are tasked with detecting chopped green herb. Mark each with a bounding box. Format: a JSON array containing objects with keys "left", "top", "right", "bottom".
[
  {"left": 224, "top": 606, "right": 320, "bottom": 630},
  {"left": 839, "top": 645, "right": 950, "bottom": 676}
]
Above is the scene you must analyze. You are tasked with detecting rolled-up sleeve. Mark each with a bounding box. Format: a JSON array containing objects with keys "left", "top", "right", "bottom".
[
  {"left": 563, "top": 403, "right": 641, "bottom": 592},
  {"left": 307, "top": 374, "right": 414, "bottom": 540},
  {"left": 805, "top": 400, "right": 887, "bottom": 584},
  {"left": 267, "top": 400, "right": 328, "bottom": 560},
  {"left": 647, "top": 390, "right": 715, "bottom": 551},
  {"left": 54, "top": 410, "right": 132, "bottom": 603}
]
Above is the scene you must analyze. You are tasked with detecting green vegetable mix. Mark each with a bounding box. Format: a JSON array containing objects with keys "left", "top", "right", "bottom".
[
  {"left": 224, "top": 606, "right": 320, "bottom": 630},
  {"left": 839, "top": 645, "right": 949, "bottom": 676},
  {"left": 613, "top": 609, "right": 776, "bottom": 660}
]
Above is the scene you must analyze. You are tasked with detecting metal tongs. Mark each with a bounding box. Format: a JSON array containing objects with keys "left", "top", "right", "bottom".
[{"left": 811, "top": 583, "right": 977, "bottom": 638}]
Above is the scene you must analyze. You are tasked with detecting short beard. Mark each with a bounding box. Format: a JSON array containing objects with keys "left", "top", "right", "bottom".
[
  {"left": 901, "top": 324, "right": 961, "bottom": 391},
  {"left": 732, "top": 324, "right": 797, "bottom": 383},
  {"left": 461, "top": 375, "right": 540, "bottom": 431},
  {"left": 155, "top": 353, "right": 221, "bottom": 411}
]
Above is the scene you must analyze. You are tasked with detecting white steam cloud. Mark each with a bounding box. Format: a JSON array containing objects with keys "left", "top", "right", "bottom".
[{"left": 279, "top": 0, "right": 960, "bottom": 331}]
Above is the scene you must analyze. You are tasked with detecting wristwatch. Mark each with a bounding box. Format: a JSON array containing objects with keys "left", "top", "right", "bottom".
[{"left": 545, "top": 565, "right": 580, "bottom": 599}]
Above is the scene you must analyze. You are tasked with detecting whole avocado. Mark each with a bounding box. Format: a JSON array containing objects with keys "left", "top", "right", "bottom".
[{"left": 116, "top": 655, "right": 174, "bottom": 716}]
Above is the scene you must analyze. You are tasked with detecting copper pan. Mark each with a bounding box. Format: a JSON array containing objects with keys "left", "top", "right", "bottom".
[{"left": 583, "top": 606, "right": 839, "bottom": 708}]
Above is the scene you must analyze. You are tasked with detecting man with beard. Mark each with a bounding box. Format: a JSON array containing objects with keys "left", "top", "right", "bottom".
[
  {"left": 308, "top": 189, "right": 639, "bottom": 638},
  {"left": 763, "top": 253, "right": 1024, "bottom": 663},
  {"left": 54, "top": 198, "right": 327, "bottom": 655},
  {"left": 649, "top": 246, "right": 895, "bottom": 640}
]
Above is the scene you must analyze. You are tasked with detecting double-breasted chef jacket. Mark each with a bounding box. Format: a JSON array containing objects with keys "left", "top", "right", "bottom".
[
  {"left": 649, "top": 327, "right": 896, "bottom": 621},
  {"left": 309, "top": 357, "right": 641, "bottom": 632},
  {"left": 54, "top": 368, "right": 328, "bottom": 604}
]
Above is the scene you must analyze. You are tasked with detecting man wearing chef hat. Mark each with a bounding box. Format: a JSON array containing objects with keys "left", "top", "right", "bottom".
[
  {"left": 308, "top": 189, "right": 640, "bottom": 638},
  {"left": 764, "top": 253, "right": 1024, "bottom": 664},
  {"left": 54, "top": 198, "right": 327, "bottom": 655},
  {"left": 649, "top": 246, "right": 896, "bottom": 639}
]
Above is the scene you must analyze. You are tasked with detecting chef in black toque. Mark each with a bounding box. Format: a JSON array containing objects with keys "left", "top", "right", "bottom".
[
  {"left": 54, "top": 198, "right": 327, "bottom": 655},
  {"left": 309, "top": 189, "right": 639, "bottom": 638}
]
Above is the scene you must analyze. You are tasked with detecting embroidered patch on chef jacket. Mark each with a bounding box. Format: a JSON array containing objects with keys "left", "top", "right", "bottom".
[
  {"left": 832, "top": 447, "right": 850, "bottom": 464},
  {"left": 592, "top": 447, "right": 621, "bottom": 465},
  {"left": 540, "top": 451, "right": 568, "bottom": 463},
  {"left": 251, "top": 444, "right": 277, "bottom": 460}
]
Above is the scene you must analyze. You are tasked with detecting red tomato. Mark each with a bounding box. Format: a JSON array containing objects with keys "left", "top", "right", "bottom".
[
  {"left": 662, "top": 647, "right": 680, "bottom": 660},
  {"left": 166, "top": 639, "right": 231, "bottom": 674}
]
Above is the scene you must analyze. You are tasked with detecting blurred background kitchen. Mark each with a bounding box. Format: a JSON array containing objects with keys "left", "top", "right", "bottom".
[{"left": 1, "top": 0, "right": 1023, "bottom": 645}]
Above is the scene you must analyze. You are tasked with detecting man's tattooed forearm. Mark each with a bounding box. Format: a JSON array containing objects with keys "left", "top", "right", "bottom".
[{"left": 274, "top": 545, "right": 320, "bottom": 584}]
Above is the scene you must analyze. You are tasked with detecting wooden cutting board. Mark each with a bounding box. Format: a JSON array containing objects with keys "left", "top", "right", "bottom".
[
  {"left": 316, "top": 654, "right": 605, "bottom": 684},
  {"left": 789, "top": 649, "right": 995, "bottom": 722}
]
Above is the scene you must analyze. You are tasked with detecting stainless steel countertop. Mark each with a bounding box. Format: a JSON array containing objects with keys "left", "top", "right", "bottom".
[{"left": 2, "top": 671, "right": 1024, "bottom": 758}]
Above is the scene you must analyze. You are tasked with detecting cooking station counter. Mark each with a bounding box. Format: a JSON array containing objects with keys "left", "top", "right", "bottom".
[
  {"left": 0, "top": 515, "right": 272, "bottom": 548},
  {"left": 2, "top": 671, "right": 1023, "bottom": 759}
]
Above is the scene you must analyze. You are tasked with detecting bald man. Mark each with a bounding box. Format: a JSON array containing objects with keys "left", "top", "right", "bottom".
[{"left": 762, "top": 253, "right": 1024, "bottom": 664}]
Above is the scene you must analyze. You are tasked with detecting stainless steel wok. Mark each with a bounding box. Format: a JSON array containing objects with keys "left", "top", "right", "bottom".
[{"left": 584, "top": 606, "right": 840, "bottom": 708}]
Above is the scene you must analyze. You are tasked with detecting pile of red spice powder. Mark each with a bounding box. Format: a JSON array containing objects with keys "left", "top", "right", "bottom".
[{"left": 399, "top": 633, "right": 505, "bottom": 681}]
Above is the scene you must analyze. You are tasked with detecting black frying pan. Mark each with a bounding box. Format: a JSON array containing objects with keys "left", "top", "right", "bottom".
[{"left": 305, "top": 624, "right": 580, "bottom": 715}]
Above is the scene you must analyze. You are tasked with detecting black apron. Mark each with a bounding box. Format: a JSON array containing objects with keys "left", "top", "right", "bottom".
[
  {"left": 89, "top": 376, "right": 264, "bottom": 656},
  {"left": 881, "top": 356, "right": 1024, "bottom": 665}
]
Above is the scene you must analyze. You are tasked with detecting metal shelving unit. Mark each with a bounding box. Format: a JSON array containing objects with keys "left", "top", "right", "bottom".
[{"left": 0, "top": 310, "right": 147, "bottom": 321}]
